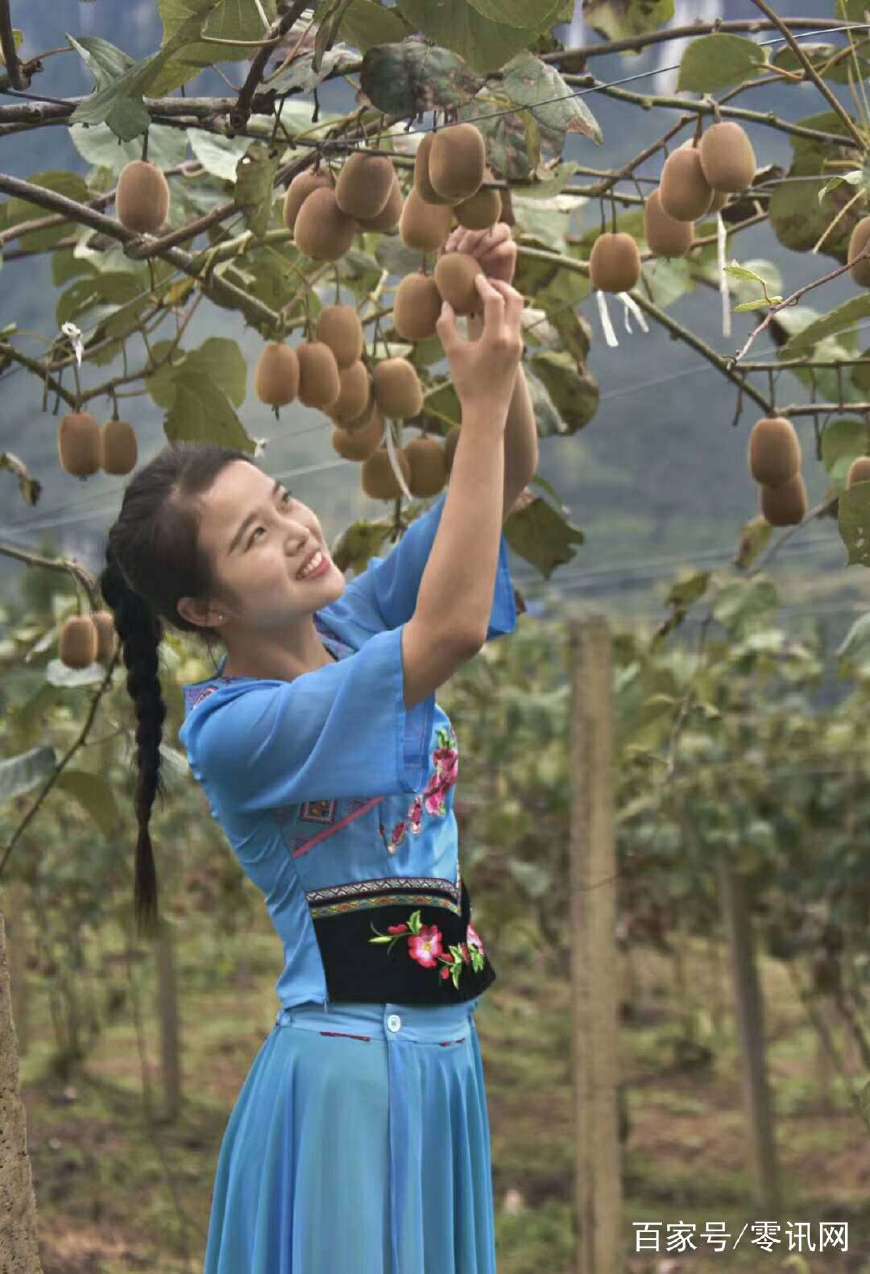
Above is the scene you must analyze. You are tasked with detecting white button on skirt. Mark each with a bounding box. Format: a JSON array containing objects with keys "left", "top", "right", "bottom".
[{"left": 202, "top": 996, "right": 496, "bottom": 1274}]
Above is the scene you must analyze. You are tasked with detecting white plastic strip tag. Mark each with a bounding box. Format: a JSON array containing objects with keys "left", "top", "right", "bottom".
[
  {"left": 383, "top": 416, "right": 414, "bottom": 501},
  {"left": 619, "top": 291, "right": 649, "bottom": 333},
  {"left": 595, "top": 289, "right": 619, "bottom": 347},
  {"left": 717, "top": 211, "right": 731, "bottom": 338},
  {"left": 61, "top": 321, "right": 84, "bottom": 368}
]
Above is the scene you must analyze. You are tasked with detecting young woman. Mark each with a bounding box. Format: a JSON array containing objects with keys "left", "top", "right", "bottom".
[{"left": 98, "top": 231, "right": 532, "bottom": 1273}]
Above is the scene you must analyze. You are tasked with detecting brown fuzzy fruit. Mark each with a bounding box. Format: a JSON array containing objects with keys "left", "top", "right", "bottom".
[
  {"left": 454, "top": 169, "right": 501, "bottom": 229},
  {"left": 294, "top": 187, "right": 357, "bottom": 261},
  {"left": 373, "top": 358, "right": 424, "bottom": 420},
  {"left": 116, "top": 160, "right": 170, "bottom": 234},
  {"left": 847, "top": 455, "right": 870, "bottom": 488},
  {"left": 429, "top": 124, "right": 486, "bottom": 203},
  {"left": 406, "top": 436, "right": 448, "bottom": 497},
  {"left": 329, "top": 360, "right": 371, "bottom": 424},
  {"left": 361, "top": 446, "right": 412, "bottom": 499},
  {"left": 394, "top": 273, "right": 443, "bottom": 342},
  {"left": 331, "top": 406, "right": 384, "bottom": 460},
  {"left": 58, "top": 412, "right": 101, "bottom": 477},
  {"left": 316, "top": 305, "right": 364, "bottom": 368},
  {"left": 100, "top": 418, "right": 137, "bottom": 475},
  {"left": 848, "top": 216, "right": 870, "bottom": 287},
  {"left": 91, "top": 609, "right": 118, "bottom": 663},
  {"left": 589, "top": 232, "right": 641, "bottom": 293},
  {"left": 297, "top": 341, "right": 341, "bottom": 409},
  {"left": 414, "top": 133, "right": 453, "bottom": 206},
  {"left": 660, "top": 147, "right": 714, "bottom": 222},
  {"left": 59, "top": 615, "right": 99, "bottom": 669},
  {"left": 400, "top": 188, "right": 452, "bottom": 253},
  {"left": 644, "top": 189, "right": 694, "bottom": 258},
  {"left": 335, "top": 152, "right": 396, "bottom": 221},
  {"left": 255, "top": 343, "right": 299, "bottom": 406},
  {"left": 356, "top": 175, "right": 403, "bottom": 232},
  {"left": 760, "top": 472, "right": 807, "bottom": 527},
  {"left": 698, "top": 122, "right": 756, "bottom": 194},
  {"left": 282, "top": 170, "right": 331, "bottom": 232},
  {"left": 434, "top": 253, "right": 483, "bottom": 315},
  {"left": 748, "top": 416, "right": 802, "bottom": 487}
]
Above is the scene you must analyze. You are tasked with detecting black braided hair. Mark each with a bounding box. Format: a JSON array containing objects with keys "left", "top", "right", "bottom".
[{"left": 97, "top": 441, "right": 260, "bottom": 941}]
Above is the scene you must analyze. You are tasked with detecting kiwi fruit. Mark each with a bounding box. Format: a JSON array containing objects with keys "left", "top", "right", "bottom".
[
  {"left": 335, "top": 152, "right": 395, "bottom": 221},
  {"left": 429, "top": 123, "right": 486, "bottom": 203},
  {"left": 361, "top": 445, "right": 412, "bottom": 499},
  {"left": 406, "top": 436, "right": 448, "bottom": 497},
  {"left": 316, "top": 305, "right": 364, "bottom": 368},
  {"left": 400, "top": 188, "right": 452, "bottom": 253},
  {"left": 91, "top": 609, "right": 119, "bottom": 663},
  {"left": 255, "top": 342, "right": 299, "bottom": 406},
  {"left": 455, "top": 169, "right": 501, "bottom": 230},
  {"left": 393, "top": 273, "right": 442, "bottom": 342},
  {"left": 760, "top": 472, "right": 807, "bottom": 527},
  {"left": 283, "top": 170, "right": 331, "bottom": 232},
  {"left": 443, "top": 424, "right": 460, "bottom": 475},
  {"left": 116, "top": 160, "right": 170, "bottom": 235},
  {"left": 373, "top": 358, "right": 424, "bottom": 420},
  {"left": 709, "top": 188, "right": 729, "bottom": 214},
  {"left": 329, "top": 360, "right": 371, "bottom": 424},
  {"left": 356, "top": 175, "right": 403, "bottom": 232},
  {"left": 58, "top": 412, "right": 101, "bottom": 477},
  {"left": 434, "top": 253, "right": 483, "bottom": 316},
  {"left": 589, "top": 232, "right": 641, "bottom": 293},
  {"left": 414, "top": 133, "right": 453, "bottom": 206},
  {"left": 297, "top": 341, "right": 341, "bottom": 409},
  {"left": 644, "top": 189, "right": 694, "bottom": 258},
  {"left": 748, "top": 416, "right": 802, "bottom": 487},
  {"left": 848, "top": 216, "right": 870, "bottom": 287},
  {"left": 698, "top": 122, "right": 756, "bottom": 194},
  {"left": 340, "top": 392, "right": 379, "bottom": 434},
  {"left": 331, "top": 406, "right": 384, "bottom": 461},
  {"left": 294, "top": 187, "right": 357, "bottom": 261},
  {"left": 847, "top": 455, "right": 870, "bottom": 488},
  {"left": 100, "top": 418, "right": 137, "bottom": 475},
  {"left": 59, "top": 615, "right": 98, "bottom": 669},
  {"left": 660, "top": 146, "right": 714, "bottom": 222}
]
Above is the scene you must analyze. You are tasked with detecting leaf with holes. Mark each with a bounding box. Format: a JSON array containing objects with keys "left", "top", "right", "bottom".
[{"left": 360, "top": 39, "right": 484, "bottom": 115}]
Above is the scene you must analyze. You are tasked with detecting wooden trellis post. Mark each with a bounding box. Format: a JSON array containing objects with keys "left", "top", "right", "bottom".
[{"left": 567, "top": 616, "right": 624, "bottom": 1274}]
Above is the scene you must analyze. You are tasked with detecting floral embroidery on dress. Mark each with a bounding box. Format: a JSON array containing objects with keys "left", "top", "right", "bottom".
[
  {"left": 368, "top": 907, "right": 486, "bottom": 989},
  {"left": 379, "top": 724, "right": 459, "bottom": 855}
]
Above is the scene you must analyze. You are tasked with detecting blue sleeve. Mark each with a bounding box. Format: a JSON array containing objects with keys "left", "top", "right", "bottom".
[
  {"left": 319, "top": 491, "right": 518, "bottom": 641},
  {"left": 189, "top": 624, "right": 435, "bottom": 816}
]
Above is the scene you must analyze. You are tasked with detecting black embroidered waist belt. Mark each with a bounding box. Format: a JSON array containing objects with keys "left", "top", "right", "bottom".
[{"left": 306, "top": 873, "right": 496, "bottom": 1006}]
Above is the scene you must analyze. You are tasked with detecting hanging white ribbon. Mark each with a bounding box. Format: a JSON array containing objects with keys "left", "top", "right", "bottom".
[
  {"left": 717, "top": 210, "right": 731, "bottom": 338},
  {"left": 595, "top": 288, "right": 619, "bottom": 348},
  {"left": 61, "top": 321, "right": 84, "bottom": 368},
  {"left": 618, "top": 291, "right": 649, "bottom": 333},
  {"left": 383, "top": 415, "right": 414, "bottom": 502}
]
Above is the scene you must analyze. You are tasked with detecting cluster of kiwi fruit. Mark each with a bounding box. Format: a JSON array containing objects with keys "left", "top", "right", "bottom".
[
  {"left": 58, "top": 413, "right": 138, "bottom": 479},
  {"left": 115, "top": 160, "right": 171, "bottom": 235},
  {"left": 59, "top": 611, "right": 118, "bottom": 670},
  {"left": 748, "top": 415, "right": 807, "bottom": 526}
]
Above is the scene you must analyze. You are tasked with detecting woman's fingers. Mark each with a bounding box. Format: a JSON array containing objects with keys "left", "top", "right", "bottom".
[
  {"left": 435, "top": 299, "right": 459, "bottom": 352},
  {"left": 474, "top": 272, "right": 506, "bottom": 332},
  {"left": 485, "top": 277, "right": 524, "bottom": 329}
]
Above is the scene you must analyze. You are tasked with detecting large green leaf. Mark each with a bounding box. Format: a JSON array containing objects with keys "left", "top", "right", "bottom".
[
  {"left": 165, "top": 369, "right": 254, "bottom": 450},
  {"left": 501, "top": 485, "right": 585, "bottom": 579},
  {"left": 781, "top": 295, "right": 870, "bottom": 357},
  {"left": 500, "top": 50, "right": 602, "bottom": 157},
  {"left": 187, "top": 336, "right": 248, "bottom": 407},
  {"left": 70, "top": 120, "right": 190, "bottom": 173},
  {"left": 458, "top": 89, "right": 541, "bottom": 180},
  {"left": 56, "top": 270, "right": 146, "bottom": 328},
  {"left": 398, "top": 0, "right": 538, "bottom": 73},
  {"left": 582, "top": 0, "right": 675, "bottom": 43},
  {"left": 360, "top": 40, "right": 484, "bottom": 115},
  {"left": 54, "top": 769, "right": 121, "bottom": 840},
  {"left": 530, "top": 348, "right": 599, "bottom": 432},
  {"left": 339, "top": 0, "right": 411, "bottom": 51},
  {"left": 838, "top": 481, "right": 870, "bottom": 566},
  {"left": 677, "top": 34, "right": 767, "bottom": 92},
  {"left": 768, "top": 110, "right": 862, "bottom": 264},
  {"left": 466, "top": 0, "right": 565, "bottom": 31},
  {"left": 1, "top": 170, "right": 91, "bottom": 252},
  {"left": 149, "top": 0, "right": 278, "bottom": 96},
  {"left": 820, "top": 417, "right": 870, "bottom": 485},
  {"left": 233, "top": 140, "right": 280, "bottom": 240},
  {"left": 0, "top": 745, "right": 56, "bottom": 803}
]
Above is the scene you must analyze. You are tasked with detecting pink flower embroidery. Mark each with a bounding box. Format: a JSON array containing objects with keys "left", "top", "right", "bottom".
[
  {"left": 369, "top": 906, "right": 487, "bottom": 989},
  {"left": 408, "top": 924, "right": 444, "bottom": 968},
  {"left": 380, "top": 724, "right": 459, "bottom": 852}
]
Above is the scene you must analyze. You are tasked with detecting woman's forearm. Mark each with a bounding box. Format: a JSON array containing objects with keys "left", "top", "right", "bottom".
[{"left": 467, "top": 312, "right": 539, "bottom": 500}]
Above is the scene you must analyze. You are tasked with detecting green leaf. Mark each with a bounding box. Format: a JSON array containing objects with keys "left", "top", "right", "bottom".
[
  {"left": 838, "top": 480, "right": 870, "bottom": 566},
  {"left": 54, "top": 769, "right": 121, "bottom": 840},
  {"left": 530, "top": 349, "right": 599, "bottom": 432},
  {"left": 56, "top": 270, "right": 146, "bottom": 328},
  {"left": 0, "top": 745, "right": 56, "bottom": 804},
  {"left": 733, "top": 297, "right": 780, "bottom": 313},
  {"left": 398, "top": 0, "right": 538, "bottom": 73},
  {"left": 233, "top": 140, "right": 280, "bottom": 240},
  {"left": 186, "top": 336, "right": 247, "bottom": 407},
  {"left": 466, "top": 0, "right": 565, "bottom": 31},
  {"left": 500, "top": 50, "right": 602, "bottom": 159},
  {"left": 581, "top": 0, "right": 675, "bottom": 44},
  {"left": 781, "top": 295, "right": 870, "bottom": 357},
  {"left": 185, "top": 126, "right": 252, "bottom": 181},
  {"left": 66, "top": 32, "right": 136, "bottom": 88},
  {"left": 724, "top": 261, "right": 770, "bottom": 287},
  {"left": 3, "top": 170, "right": 92, "bottom": 252},
  {"left": 149, "top": 0, "right": 278, "bottom": 96},
  {"left": 339, "top": 0, "right": 410, "bottom": 51},
  {"left": 457, "top": 89, "right": 540, "bottom": 180},
  {"left": 817, "top": 167, "right": 868, "bottom": 203},
  {"left": 500, "top": 483, "right": 585, "bottom": 579},
  {"left": 164, "top": 369, "right": 254, "bottom": 450},
  {"left": 642, "top": 255, "right": 693, "bottom": 308},
  {"left": 70, "top": 120, "right": 190, "bottom": 173},
  {"left": 768, "top": 110, "right": 862, "bottom": 264},
  {"left": 821, "top": 417, "right": 870, "bottom": 480},
  {"left": 359, "top": 39, "right": 484, "bottom": 115},
  {"left": 677, "top": 33, "right": 766, "bottom": 92}
]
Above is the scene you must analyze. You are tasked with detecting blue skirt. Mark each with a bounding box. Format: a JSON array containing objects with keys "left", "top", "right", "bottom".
[{"left": 203, "top": 996, "right": 497, "bottom": 1273}]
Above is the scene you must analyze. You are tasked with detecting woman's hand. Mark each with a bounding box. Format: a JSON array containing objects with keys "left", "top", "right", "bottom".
[
  {"left": 444, "top": 222, "right": 517, "bottom": 286},
  {"left": 436, "top": 274, "right": 524, "bottom": 424}
]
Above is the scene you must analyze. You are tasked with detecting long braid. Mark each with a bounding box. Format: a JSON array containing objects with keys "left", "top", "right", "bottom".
[{"left": 99, "top": 549, "right": 167, "bottom": 941}]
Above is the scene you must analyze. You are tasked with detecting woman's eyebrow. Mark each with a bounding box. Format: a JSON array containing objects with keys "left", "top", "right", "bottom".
[{"left": 227, "top": 478, "right": 282, "bottom": 554}]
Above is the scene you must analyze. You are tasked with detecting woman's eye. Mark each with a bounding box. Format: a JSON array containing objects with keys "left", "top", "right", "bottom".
[{"left": 248, "top": 491, "right": 294, "bottom": 547}]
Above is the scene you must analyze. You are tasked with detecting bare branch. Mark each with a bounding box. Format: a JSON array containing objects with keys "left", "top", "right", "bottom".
[{"left": 0, "top": 0, "right": 25, "bottom": 90}]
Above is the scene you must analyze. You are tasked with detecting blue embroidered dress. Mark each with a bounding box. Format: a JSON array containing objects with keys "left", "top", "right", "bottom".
[{"left": 177, "top": 490, "right": 518, "bottom": 1274}]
